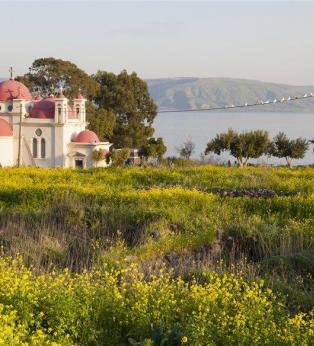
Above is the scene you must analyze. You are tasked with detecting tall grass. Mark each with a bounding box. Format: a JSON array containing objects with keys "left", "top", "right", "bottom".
[{"left": 0, "top": 166, "right": 313, "bottom": 315}]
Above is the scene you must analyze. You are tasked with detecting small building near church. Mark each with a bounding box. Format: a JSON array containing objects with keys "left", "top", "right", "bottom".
[
  {"left": 0, "top": 78, "right": 112, "bottom": 168},
  {"left": 127, "top": 148, "right": 142, "bottom": 166}
]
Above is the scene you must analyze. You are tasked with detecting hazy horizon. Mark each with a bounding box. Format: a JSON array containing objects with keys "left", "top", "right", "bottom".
[
  {"left": 145, "top": 76, "right": 314, "bottom": 87},
  {"left": 1, "top": 1, "right": 314, "bottom": 86},
  {"left": 1, "top": 75, "right": 314, "bottom": 88}
]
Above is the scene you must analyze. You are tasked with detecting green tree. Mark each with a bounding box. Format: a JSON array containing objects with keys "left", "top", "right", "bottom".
[
  {"left": 93, "top": 70, "right": 157, "bottom": 148},
  {"left": 141, "top": 137, "right": 167, "bottom": 163},
  {"left": 92, "top": 149, "right": 105, "bottom": 167},
  {"left": 205, "top": 129, "right": 270, "bottom": 167},
  {"left": 111, "top": 148, "right": 130, "bottom": 167},
  {"left": 86, "top": 102, "right": 116, "bottom": 142},
  {"left": 269, "top": 132, "right": 309, "bottom": 168},
  {"left": 17, "top": 57, "right": 99, "bottom": 99}
]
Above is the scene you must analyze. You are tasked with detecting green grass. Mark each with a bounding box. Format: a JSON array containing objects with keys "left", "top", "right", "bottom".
[
  {"left": 0, "top": 166, "right": 313, "bottom": 266},
  {"left": 0, "top": 166, "right": 313, "bottom": 344}
]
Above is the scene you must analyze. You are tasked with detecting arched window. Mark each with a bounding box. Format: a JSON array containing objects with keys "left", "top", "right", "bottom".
[
  {"left": 41, "top": 138, "right": 46, "bottom": 158},
  {"left": 32, "top": 138, "right": 38, "bottom": 158}
]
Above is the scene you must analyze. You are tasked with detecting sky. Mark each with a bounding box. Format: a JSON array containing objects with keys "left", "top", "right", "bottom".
[{"left": 1, "top": 1, "right": 314, "bottom": 85}]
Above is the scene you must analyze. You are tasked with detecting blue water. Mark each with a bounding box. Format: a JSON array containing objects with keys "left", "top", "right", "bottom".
[{"left": 154, "top": 112, "right": 314, "bottom": 165}]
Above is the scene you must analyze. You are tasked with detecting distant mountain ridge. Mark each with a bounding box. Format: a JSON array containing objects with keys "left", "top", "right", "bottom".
[
  {"left": 2, "top": 76, "right": 314, "bottom": 112},
  {"left": 146, "top": 77, "right": 314, "bottom": 112}
]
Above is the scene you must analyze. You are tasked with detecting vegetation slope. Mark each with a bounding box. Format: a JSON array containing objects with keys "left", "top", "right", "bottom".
[{"left": 0, "top": 166, "right": 313, "bottom": 345}]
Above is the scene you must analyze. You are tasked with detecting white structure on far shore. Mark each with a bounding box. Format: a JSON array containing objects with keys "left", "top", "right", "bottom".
[{"left": 0, "top": 78, "right": 111, "bottom": 168}]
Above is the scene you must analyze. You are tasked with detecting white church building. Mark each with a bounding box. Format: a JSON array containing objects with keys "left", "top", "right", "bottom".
[{"left": 0, "top": 78, "right": 112, "bottom": 168}]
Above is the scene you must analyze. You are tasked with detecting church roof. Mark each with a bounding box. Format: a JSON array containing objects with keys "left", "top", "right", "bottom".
[
  {"left": 72, "top": 130, "right": 100, "bottom": 143},
  {"left": 56, "top": 91, "right": 66, "bottom": 99},
  {"left": 0, "top": 80, "right": 32, "bottom": 101},
  {"left": 30, "top": 97, "right": 55, "bottom": 119},
  {"left": 75, "top": 94, "right": 84, "bottom": 100},
  {"left": 30, "top": 96, "right": 78, "bottom": 120},
  {"left": 67, "top": 151, "right": 87, "bottom": 157},
  {"left": 0, "top": 118, "right": 13, "bottom": 136}
]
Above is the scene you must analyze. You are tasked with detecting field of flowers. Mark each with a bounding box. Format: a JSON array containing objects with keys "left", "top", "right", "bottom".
[
  {"left": 0, "top": 166, "right": 313, "bottom": 345},
  {"left": 0, "top": 257, "right": 313, "bottom": 345}
]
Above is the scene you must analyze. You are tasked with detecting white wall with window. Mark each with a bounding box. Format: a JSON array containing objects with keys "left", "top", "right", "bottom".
[{"left": 20, "top": 123, "right": 52, "bottom": 167}]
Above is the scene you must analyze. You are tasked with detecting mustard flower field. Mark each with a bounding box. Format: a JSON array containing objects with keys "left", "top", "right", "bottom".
[{"left": 0, "top": 166, "right": 313, "bottom": 345}]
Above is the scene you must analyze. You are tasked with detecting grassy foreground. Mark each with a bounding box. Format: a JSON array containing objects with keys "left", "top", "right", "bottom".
[{"left": 0, "top": 166, "right": 313, "bottom": 345}]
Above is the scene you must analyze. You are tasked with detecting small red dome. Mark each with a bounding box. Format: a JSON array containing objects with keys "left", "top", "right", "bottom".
[
  {"left": 30, "top": 97, "right": 55, "bottom": 119},
  {"left": 0, "top": 118, "right": 13, "bottom": 136},
  {"left": 56, "top": 92, "right": 66, "bottom": 99},
  {"left": 73, "top": 130, "right": 100, "bottom": 143},
  {"left": 75, "top": 94, "right": 84, "bottom": 100},
  {"left": 0, "top": 80, "right": 32, "bottom": 101}
]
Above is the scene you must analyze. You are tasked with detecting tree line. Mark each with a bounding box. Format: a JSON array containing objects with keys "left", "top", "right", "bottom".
[{"left": 204, "top": 129, "right": 309, "bottom": 168}]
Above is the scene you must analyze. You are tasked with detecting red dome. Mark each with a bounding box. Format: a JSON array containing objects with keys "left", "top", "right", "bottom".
[
  {"left": 30, "top": 98, "right": 79, "bottom": 120},
  {"left": 0, "top": 118, "right": 13, "bottom": 136},
  {"left": 56, "top": 92, "right": 66, "bottom": 99},
  {"left": 73, "top": 130, "right": 100, "bottom": 143},
  {"left": 0, "top": 80, "right": 32, "bottom": 101},
  {"left": 30, "top": 97, "right": 55, "bottom": 119}
]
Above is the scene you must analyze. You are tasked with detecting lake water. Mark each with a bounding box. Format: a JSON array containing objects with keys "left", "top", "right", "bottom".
[{"left": 154, "top": 112, "right": 314, "bottom": 165}]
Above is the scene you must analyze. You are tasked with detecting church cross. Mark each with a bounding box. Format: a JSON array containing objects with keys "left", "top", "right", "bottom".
[{"left": 9, "top": 66, "right": 14, "bottom": 80}]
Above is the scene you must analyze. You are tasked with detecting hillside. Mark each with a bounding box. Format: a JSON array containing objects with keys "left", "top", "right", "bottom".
[
  {"left": 147, "top": 77, "right": 314, "bottom": 112},
  {"left": 0, "top": 166, "right": 313, "bottom": 344}
]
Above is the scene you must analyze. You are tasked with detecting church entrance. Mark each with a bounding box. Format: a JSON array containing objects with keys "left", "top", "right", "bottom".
[
  {"left": 75, "top": 159, "right": 84, "bottom": 169},
  {"left": 68, "top": 151, "right": 87, "bottom": 169}
]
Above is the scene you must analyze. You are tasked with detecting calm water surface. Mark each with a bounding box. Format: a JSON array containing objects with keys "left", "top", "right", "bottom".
[{"left": 154, "top": 112, "right": 314, "bottom": 165}]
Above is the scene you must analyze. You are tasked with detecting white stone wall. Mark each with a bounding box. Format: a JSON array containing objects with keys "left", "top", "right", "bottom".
[
  {"left": 63, "top": 123, "right": 85, "bottom": 168},
  {"left": 0, "top": 137, "right": 14, "bottom": 167},
  {"left": 73, "top": 99, "right": 86, "bottom": 124},
  {"left": 21, "top": 121, "right": 54, "bottom": 168},
  {"left": 67, "top": 143, "right": 112, "bottom": 168},
  {"left": 0, "top": 102, "right": 6, "bottom": 113},
  {"left": 0, "top": 100, "right": 33, "bottom": 115}
]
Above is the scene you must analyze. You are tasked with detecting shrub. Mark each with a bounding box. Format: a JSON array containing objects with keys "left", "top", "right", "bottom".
[{"left": 111, "top": 148, "right": 130, "bottom": 167}]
